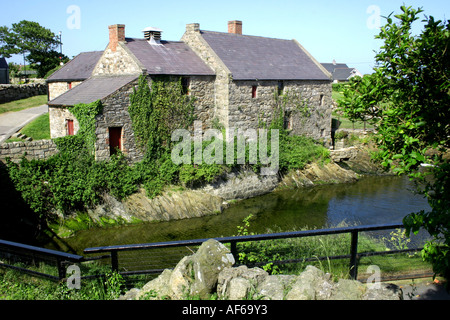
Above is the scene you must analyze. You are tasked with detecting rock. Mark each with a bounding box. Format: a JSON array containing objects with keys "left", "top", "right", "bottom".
[
  {"left": 186, "top": 239, "right": 235, "bottom": 299},
  {"left": 257, "top": 275, "right": 297, "bottom": 300},
  {"left": 121, "top": 242, "right": 403, "bottom": 301},
  {"left": 138, "top": 269, "right": 173, "bottom": 300},
  {"left": 124, "top": 188, "right": 225, "bottom": 223},
  {"left": 217, "top": 265, "right": 269, "bottom": 300},
  {"left": 363, "top": 283, "right": 403, "bottom": 300},
  {"left": 118, "top": 288, "right": 141, "bottom": 300},
  {"left": 331, "top": 279, "right": 366, "bottom": 300},
  {"left": 286, "top": 265, "right": 332, "bottom": 300},
  {"left": 137, "top": 239, "right": 235, "bottom": 300}
]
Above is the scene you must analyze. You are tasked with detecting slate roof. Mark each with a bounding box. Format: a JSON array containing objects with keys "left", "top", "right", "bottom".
[
  {"left": 46, "top": 51, "right": 103, "bottom": 82},
  {"left": 321, "top": 63, "right": 358, "bottom": 81},
  {"left": 199, "top": 31, "right": 330, "bottom": 81},
  {"left": 48, "top": 75, "right": 138, "bottom": 106},
  {"left": 321, "top": 63, "right": 349, "bottom": 74},
  {"left": 125, "top": 38, "right": 214, "bottom": 76}
]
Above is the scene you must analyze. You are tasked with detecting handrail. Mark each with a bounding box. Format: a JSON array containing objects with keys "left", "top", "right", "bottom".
[
  {"left": 84, "top": 223, "right": 406, "bottom": 279},
  {"left": 0, "top": 239, "right": 84, "bottom": 261},
  {"left": 84, "top": 223, "right": 404, "bottom": 253},
  {"left": 0, "top": 239, "right": 84, "bottom": 280}
]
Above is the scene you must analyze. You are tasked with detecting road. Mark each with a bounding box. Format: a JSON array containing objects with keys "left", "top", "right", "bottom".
[{"left": 0, "top": 104, "right": 48, "bottom": 144}]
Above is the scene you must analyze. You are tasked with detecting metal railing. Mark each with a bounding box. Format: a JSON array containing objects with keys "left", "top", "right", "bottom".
[
  {"left": 0, "top": 223, "right": 429, "bottom": 282},
  {"left": 0, "top": 239, "right": 84, "bottom": 281},
  {"left": 83, "top": 222, "right": 426, "bottom": 280}
]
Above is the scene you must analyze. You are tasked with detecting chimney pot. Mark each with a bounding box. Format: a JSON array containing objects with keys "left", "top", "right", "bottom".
[
  {"left": 108, "top": 24, "right": 125, "bottom": 52},
  {"left": 228, "top": 20, "right": 242, "bottom": 35}
]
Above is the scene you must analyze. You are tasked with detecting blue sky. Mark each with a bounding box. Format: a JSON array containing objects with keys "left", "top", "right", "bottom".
[{"left": 2, "top": 0, "right": 449, "bottom": 75}]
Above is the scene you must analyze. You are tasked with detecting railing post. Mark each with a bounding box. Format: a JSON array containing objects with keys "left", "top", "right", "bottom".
[
  {"left": 230, "top": 241, "right": 237, "bottom": 261},
  {"left": 111, "top": 251, "right": 119, "bottom": 272},
  {"left": 349, "top": 231, "right": 359, "bottom": 280},
  {"left": 57, "top": 258, "right": 66, "bottom": 280}
]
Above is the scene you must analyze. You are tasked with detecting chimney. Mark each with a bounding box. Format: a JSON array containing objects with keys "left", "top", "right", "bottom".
[
  {"left": 142, "top": 26, "right": 163, "bottom": 45},
  {"left": 228, "top": 20, "right": 242, "bottom": 35},
  {"left": 108, "top": 24, "right": 125, "bottom": 52},
  {"left": 186, "top": 23, "right": 200, "bottom": 33}
]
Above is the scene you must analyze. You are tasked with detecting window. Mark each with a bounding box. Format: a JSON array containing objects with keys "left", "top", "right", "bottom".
[
  {"left": 319, "top": 94, "right": 324, "bottom": 106},
  {"left": 284, "top": 112, "right": 293, "bottom": 131},
  {"left": 67, "top": 119, "right": 74, "bottom": 136},
  {"left": 252, "top": 85, "right": 257, "bottom": 99},
  {"left": 277, "top": 81, "right": 284, "bottom": 96},
  {"left": 109, "top": 127, "right": 122, "bottom": 156},
  {"left": 181, "top": 77, "right": 190, "bottom": 95}
]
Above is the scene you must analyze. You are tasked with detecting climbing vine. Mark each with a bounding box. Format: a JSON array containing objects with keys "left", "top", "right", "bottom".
[
  {"left": 67, "top": 100, "right": 103, "bottom": 153},
  {"left": 129, "top": 75, "right": 195, "bottom": 160}
]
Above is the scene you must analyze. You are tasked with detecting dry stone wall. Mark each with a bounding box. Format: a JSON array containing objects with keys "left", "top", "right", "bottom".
[
  {"left": 0, "top": 140, "right": 58, "bottom": 163},
  {"left": 0, "top": 83, "right": 47, "bottom": 103}
]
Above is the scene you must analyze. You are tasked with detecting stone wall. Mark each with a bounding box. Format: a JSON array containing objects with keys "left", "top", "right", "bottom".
[
  {"left": 181, "top": 24, "right": 333, "bottom": 144},
  {"left": 49, "top": 106, "right": 80, "bottom": 139},
  {"left": 92, "top": 43, "right": 143, "bottom": 76},
  {"left": 0, "top": 140, "right": 58, "bottom": 163},
  {"left": 94, "top": 78, "right": 141, "bottom": 162},
  {"left": 228, "top": 80, "right": 332, "bottom": 144},
  {"left": 48, "top": 81, "right": 83, "bottom": 101},
  {"left": 94, "top": 75, "right": 217, "bottom": 163},
  {"left": 189, "top": 75, "right": 216, "bottom": 129},
  {"left": 0, "top": 83, "right": 47, "bottom": 103},
  {"left": 181, "top": 24, "right": 232, "bottom": 128}
]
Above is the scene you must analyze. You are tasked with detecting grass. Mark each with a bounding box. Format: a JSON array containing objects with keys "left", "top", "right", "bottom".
[
  {"left": 236, "top": 218, "right": 431, "bottom": 281},
  {"left": 0, "top": 261, "right": 129, "bottom": 300},
  {"left": 332, "top": 87, "right": 374, "bottom": 131},
  {"left": 0, "top": 95, "right": 47, "bottom": 115},
  {"left": 20, "top": 113, "right": 51, "bottom": 140},
  {"left": 4, "top": 113, "right": 50, "bottom": 143}
]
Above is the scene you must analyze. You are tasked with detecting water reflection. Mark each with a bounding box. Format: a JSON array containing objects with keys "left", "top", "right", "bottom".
[{"left": 48, "top": 175, "right": 431, "bottom": 255}]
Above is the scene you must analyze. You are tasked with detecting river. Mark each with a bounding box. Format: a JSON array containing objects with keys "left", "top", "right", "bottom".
[{"left": 47, "top": 175, "right": 431, "bottom": 255}]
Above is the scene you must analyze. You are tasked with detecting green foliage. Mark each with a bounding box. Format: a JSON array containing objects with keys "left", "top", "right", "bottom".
[
  {"left": 0, "top": 266, "right": 125, "bottom": 300},
  {"left": 129, "top": 75, "right": 195, "bottom": 159},
  {"left": 338, "top": 5, "right": 450, "bottom": 283},
  {"left": 68, "top": 100, "right": 103, "bottom": 154},
  {"left": 0, "top": 20, "right": 68, "bottom": 77}
]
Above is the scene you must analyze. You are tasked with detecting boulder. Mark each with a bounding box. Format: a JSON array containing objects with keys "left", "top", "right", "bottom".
[
  {"left": 217, "top": 265, "right": 269, "bottom": 300},
  {"left": 125, "top": 239, "right": 235, "bottom": 300},
  {"left": 257, "top": 275, "right": 297, "bottom": 300},
  {"left": 120, "top": 241, "right": 403, "bottom": 301},
  {"left": 286, "top": 265, "right": 333, "bottom": 300}
]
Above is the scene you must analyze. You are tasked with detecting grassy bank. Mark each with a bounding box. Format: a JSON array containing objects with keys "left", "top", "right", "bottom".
[
  {"left": 5, "top": 113, "right": 51, "bottom": 143},
  {"left": 0, "top": 95, "right": 47, "bottom": 114},
  {"left": 236, "top": 217, "right": 430, "bottom": 280}
]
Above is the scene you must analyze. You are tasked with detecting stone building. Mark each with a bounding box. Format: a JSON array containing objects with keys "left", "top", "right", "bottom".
[
  {"left": 48, "top": 24, "right": 214, "bottom": 162},
  {"left": 321, "top": 61, "right": 363, "bottom": 83},
  {"left": 47, "top": 21, "right": 332, "bottom": 162},
  {"left": 182, "top": 21, "right": 332, "bottom": 141},
  {"left": 46, "top": 51, "right": 103, "bottom": 101}
]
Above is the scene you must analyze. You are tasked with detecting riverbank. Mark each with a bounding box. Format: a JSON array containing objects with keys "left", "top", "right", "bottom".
[{"left": 50, "top": 142, "right": 390, "bottom": 239}]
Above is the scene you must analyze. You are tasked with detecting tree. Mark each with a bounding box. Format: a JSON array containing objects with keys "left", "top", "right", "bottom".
[
  {"left": 0, "top": 20, "right": 67, "bottom": 77},
  {"left": 339, "top": 6, "right": 450, "bottom": 283}
]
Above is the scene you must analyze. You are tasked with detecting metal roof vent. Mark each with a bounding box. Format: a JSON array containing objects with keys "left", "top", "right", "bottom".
[{"left": 142, "top": 27, "right": 163, "bottom": 45}]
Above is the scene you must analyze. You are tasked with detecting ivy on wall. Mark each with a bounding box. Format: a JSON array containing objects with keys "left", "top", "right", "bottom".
[
  {"left": 67, "top": 100, "right": 103, "bottom": 153},
  {"left": 129, "top": 75, "right": 195, "bottom": 160}
]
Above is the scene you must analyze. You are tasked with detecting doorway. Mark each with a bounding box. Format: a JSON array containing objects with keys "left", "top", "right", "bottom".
[{"left": 109, "top": 127, "right": 122, "bottom": 156}]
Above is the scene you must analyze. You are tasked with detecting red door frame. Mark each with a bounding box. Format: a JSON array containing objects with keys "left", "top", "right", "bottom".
[{"left": 109, "top": 127, "right": 122, "bottom": 156}]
